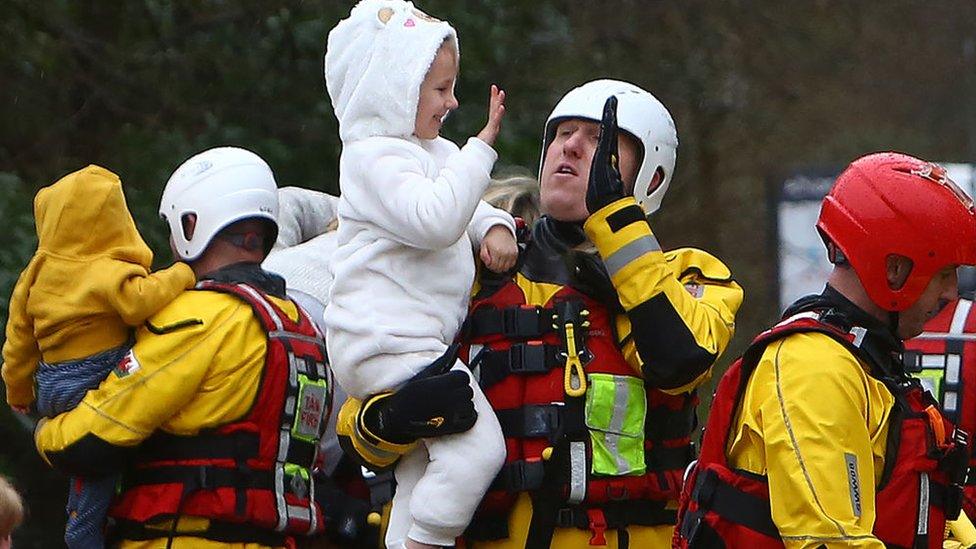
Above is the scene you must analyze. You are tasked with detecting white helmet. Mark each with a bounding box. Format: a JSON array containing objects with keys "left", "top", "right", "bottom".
[
  {"left": 540, "top": 79, "right": 678, "bottom": 215},
  {"left": 160, "top": 147, "right": 279, "bottom": 261}
]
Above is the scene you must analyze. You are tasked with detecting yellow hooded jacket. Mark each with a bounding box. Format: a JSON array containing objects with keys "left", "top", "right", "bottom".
[{"left": 2, "top": 165, "right": 195, "bottom": 408}]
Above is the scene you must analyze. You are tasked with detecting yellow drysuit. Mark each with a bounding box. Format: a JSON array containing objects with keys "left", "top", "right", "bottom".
[{"left": 35, "top": 269, "right": 298, "bottom": 548}]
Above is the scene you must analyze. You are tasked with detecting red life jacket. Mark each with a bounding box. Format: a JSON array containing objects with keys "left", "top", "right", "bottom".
[
  {"left": 905, "top": 297, "right": 976, "bottom": 519},
  {"left": 109, "top": 281, "right": 333, "bottom": 546},
  {"left": 460, "top": 275, "right": 696, "bottom": 540},
  {"left": 674, "top": 310, "right": 968, "bottom": 549}
]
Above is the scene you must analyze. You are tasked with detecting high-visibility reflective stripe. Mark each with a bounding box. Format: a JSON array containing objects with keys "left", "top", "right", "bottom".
[
  {"left": 277, "top": 429, "right": 290, "bottom": 461},
  {"left": 915, "top": 333, "right": 976, "bottom": 341},
  {"left": 270, "top": 331, "right": 324, "bottom": 346},
  {"left": 287, "top": 506, "right": 311, "bottom": 521},
  {"left": 918, "top": 472, "right": 930, "bottom": 535},
  {"left": 610, "top": 382, "right": 629, "bottom": 433},
  {"left": 947, "top": 355, "right": 961, "bottom": 382},
  {"left": 237, "top": 284, "right": 284, "bottom": 331},
  {"left": 950, "top": 299, "right": 973, "bottom": 334},
  {"left": 773, "top": 311, "right": 820, "bottom": 329},
  {"left": 351, "top": 425, "right": 401, "bottom": 463},
  {"left": 569, "top": 441, "right": 587, "bottom": 504},
  {"left": 604, "top": 235, "right": 661, "bottom": 277},
  {"left": 306, "top": 471, "right": 318, "bottom": 535},
  {"left": 274, "top": 465, "right": 288, "bottom": 531}
]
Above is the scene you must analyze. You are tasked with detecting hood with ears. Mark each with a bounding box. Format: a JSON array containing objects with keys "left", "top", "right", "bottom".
[{"left": 325, "top": 0, "right": 458, "bottom": 142}]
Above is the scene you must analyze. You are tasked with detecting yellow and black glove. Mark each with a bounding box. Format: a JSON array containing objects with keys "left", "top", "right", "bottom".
[
  {"left": 362, "top": 370, "right": 477, "bottom": 444},
  {"left": 586, "top": 95, "right": 625, "bottom": 214}
]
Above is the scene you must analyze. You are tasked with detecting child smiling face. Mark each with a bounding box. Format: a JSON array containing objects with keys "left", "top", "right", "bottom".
[{"left": 414, "top": 42, "right": 459, "bottom": 140}]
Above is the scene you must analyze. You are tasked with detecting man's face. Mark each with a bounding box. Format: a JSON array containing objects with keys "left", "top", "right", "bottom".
[
  {"left": 897, "top": 266, "right": 959, "bottom": 339},
  {"left": 539, "top": 118, "right": 640, "bottom": 222}
]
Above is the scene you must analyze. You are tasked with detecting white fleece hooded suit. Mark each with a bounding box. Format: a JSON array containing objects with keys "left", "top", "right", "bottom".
[{"left": 323, "top": 1, "right": 509, "bottom": 545}]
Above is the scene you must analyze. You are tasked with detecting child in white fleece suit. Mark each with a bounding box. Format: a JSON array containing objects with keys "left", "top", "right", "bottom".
[{"left": 323, "top": 1, "right": 513, "bottom": 547}]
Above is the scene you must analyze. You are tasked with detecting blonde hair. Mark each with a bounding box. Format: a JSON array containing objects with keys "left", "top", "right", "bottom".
[
  {"left": 0, "top": 476, "right": 24, "bottom": 537},
  {"left": 482, "top": 176, "right": 541, "bottom": 225}
]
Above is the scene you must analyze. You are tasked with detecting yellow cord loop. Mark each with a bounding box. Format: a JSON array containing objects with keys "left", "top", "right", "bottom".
[{"left": 562, "top": 322, "right": 588, "bottom": 397}]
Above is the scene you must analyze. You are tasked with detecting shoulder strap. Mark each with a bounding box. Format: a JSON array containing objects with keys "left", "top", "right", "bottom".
[{"left": 196, "top": 280, "right": 320, "bottom": 339}]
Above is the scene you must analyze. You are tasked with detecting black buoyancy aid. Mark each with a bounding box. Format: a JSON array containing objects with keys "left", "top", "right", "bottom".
[
  {"left": 461, "top": 217, "right": 696, "bottom": 540},
  {"left": 675, "top": 293, "right": 969, "bottom": 549},
  {"left": 109, "top": 280, "right": 333, "bottom": 545},
  {"left": 905, "top": 297, "right": 976, "bottom": 519}
]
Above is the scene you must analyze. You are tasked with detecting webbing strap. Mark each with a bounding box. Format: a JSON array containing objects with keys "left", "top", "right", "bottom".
[
  {"left": 111, "top": 518, "right": 288, "bottom": 546},
  {"left": 138, "top": 431, "right": 259, "bottom": 462},
  {"left": 553, "top": 500, "right": 677, "bottom": 529},
  {"left": 489, "top": 460, "right": 546, "bottom": 492},
  {"left": 478, "top": 342, "right": 562, "bottom": 389},
  {"left": 122, "top": 464, "right": 274, "bottom": 491},
  {"left": 691, "top": 468, "right": 779, "bottom": 538}
]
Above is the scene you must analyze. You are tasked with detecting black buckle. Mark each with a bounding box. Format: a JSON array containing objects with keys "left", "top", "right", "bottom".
[
  {"left": 556, "top": 508, "right": 581, "bottom": 528},
  {"left": 509, "top": 342, "right": 549, "bottom": 374},
  {"left": 503, "top": 307, "right": 543, "bottom": 337},
  {"left": 492, "top": 461, "right": 545, "bottom": 493},
  {"left": 519, "top": 405, "right": 562, "bottom": 441},
  {"left": 942, "top": 429, "right": 971, "bottom": 484},
  {"left": 495, "top": 405, "right": 564, "bottom": 442},
  {"left": 691, "top": 468, "right": 717, "bottom": 507},
  {"left": 196, "top": 465, "right": 211, "bottom": 490}
]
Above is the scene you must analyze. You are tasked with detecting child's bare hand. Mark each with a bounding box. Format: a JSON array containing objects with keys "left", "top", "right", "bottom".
[
  {"left": 10, "top": 404, "right": 29, "bottom": 414},
  {"left": 476, "top": 84, "right": 506, "bottom": 146},
  {"left": 480, "top": 225, "right": 518, "bottom": 273}
]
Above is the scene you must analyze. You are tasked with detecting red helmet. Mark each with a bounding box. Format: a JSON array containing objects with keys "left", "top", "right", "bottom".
[{"left": 817, "top": 151, "right": 976, "bottom": 311}]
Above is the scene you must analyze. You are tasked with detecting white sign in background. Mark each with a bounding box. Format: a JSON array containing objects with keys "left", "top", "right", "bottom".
[{"left": 777, "top": 163, "right": 976, "bottom": 312}]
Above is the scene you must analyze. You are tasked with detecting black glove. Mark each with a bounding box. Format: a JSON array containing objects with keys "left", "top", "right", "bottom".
[
  {"left": 585, "top": 95, "right": 626, "bottom": 214},
  {"left": 363, "top": 370, "right": 477, "bottom": 444},
  {"left": 316, "top": 477, "right": 377, "bottom": 548}
]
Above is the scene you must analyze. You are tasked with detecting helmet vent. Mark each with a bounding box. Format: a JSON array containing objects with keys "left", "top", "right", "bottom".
[
  {"left": 181, "top": 213, "right": 196, "bottom": 241},
  {"left": 647, "top": 167, "right": 666, "bottom": 197}
]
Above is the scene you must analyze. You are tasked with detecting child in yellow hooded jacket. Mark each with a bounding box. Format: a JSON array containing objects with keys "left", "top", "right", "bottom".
[{"left": 1, "top": 164, "right": 195, "bottom": 548}]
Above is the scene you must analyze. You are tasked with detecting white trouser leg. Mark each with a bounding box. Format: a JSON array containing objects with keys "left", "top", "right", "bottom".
[
  {"left": 385, "top": 445, "right": 429, "bottom": 549},
  {"left": 405, "top": 362, "right": 506, "bottom": 545}
]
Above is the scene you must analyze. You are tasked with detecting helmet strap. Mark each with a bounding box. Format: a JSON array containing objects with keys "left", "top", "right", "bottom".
[
  {"left": 827, "top": 241, "right": 847, "bottom": 265},
  {"left": 220, "top": 231, "right": 263, "bottom": 252},
  {"left": 888, "top": 310, "right": 900, "bottom": 337}
]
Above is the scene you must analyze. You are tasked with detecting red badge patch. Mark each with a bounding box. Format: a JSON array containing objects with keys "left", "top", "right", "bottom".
[{"left": 113, "top": 350, "right": 141, "bottom": 378}]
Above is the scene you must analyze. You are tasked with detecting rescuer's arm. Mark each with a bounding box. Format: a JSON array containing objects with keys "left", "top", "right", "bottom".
[
  {"left": 34, "top": 294, "right": 236, "bottom": 477},
  {"left": 743, "top": 335, "right": 889, "bottom": 548},
  {"left": 582, "top": 96, "right": 743, "bottom": 393},
  {"left": 336, "top": 370, "right": 479, "bottom": 470}
]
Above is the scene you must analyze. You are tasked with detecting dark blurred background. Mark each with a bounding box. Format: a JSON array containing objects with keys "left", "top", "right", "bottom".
[{"left": 3, "top": 1, "right": 976, "bottom": 545}]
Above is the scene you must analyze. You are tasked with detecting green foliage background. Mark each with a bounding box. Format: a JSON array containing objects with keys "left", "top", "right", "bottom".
[{"left": 3, "top": 1, "right": 976, "bottom": 545}]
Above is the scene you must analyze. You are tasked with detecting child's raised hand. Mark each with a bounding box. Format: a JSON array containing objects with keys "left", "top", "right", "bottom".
[
  {"left": 476, "top": 85, "right": 506, "bottom": 146},
  {"left": 480, "top": 224, "right": 518, "bottom": 273}
]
